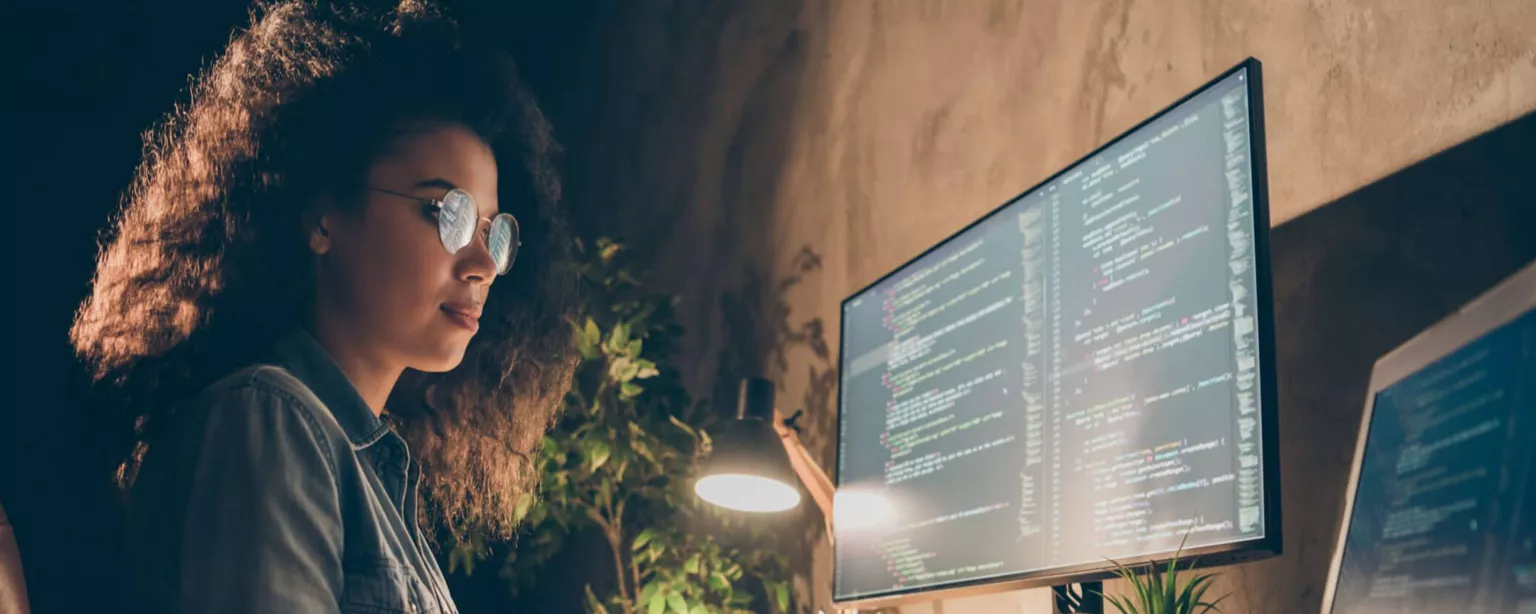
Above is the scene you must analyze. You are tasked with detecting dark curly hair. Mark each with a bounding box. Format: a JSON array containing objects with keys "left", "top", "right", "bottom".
[{"left": 69, "top": 0, "right": 579, "bottom": 540}]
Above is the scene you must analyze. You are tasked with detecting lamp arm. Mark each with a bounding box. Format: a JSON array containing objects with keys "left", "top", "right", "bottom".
[
  {"left": 772, "top": 411, "right": 862, "bottom": 614},
  {"left": 772, "top": 410, "right": 836, "bottom": 537}
]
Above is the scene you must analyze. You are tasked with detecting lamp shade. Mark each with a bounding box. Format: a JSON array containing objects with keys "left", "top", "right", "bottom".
[{"left": 694, "top": 378, "right": 803, "bottom": 512}]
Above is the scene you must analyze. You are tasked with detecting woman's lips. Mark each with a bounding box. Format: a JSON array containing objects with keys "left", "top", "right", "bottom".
[{"left": 440, "top": 303, "right": 481, "bottom": 332}]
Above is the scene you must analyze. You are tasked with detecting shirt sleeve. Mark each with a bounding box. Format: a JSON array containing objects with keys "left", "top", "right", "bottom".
[{"left": 178, "top": 382, "right": 344, "bottom": 614}]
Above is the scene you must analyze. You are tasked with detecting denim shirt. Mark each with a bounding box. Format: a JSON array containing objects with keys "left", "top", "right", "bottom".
[{"left": 125, "top": 330, "right": 458, "bottom": 614}]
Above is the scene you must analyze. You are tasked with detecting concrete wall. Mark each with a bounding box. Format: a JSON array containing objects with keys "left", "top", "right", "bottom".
[{"left": 567, "top": 1, "right": 1536, "bottom": 612}]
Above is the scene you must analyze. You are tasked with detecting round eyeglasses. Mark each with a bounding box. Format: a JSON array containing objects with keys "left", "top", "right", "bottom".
[{"left": 371, "top": 187, "right": 521, "bottom": 275}]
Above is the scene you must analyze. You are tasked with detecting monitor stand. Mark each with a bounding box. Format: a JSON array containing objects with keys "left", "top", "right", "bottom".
[{"left": 1052, "top": 581, "right": 1103, "bottom": 614}]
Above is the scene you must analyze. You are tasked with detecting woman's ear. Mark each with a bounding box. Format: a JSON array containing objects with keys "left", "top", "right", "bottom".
[{"left": 305, "top": 200, "right": 335, "bottom": 255}]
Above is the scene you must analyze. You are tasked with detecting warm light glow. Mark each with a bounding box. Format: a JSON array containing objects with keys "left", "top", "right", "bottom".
[
  {"left": 695, "top": 474, "right": 801, "bottom": 512},
  {"left": 833, "top": 489, "right": 893, "bottom": 530}
]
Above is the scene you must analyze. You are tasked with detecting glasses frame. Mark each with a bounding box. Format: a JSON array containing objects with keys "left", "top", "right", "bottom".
[{"left": 370, "top": 186, "right": 522, "bottom": 275}]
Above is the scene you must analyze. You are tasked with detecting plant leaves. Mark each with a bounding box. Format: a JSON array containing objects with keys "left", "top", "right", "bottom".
[
  {"left": 498, "top": 237, "right": 808, "bottom": 614},
  {"left": 584, "top": 585, "right": 611, "bottom": 614},
  {"left": 512, "top": 493, "right": 533, "bottom": 525},
  {"left": 447, "top": 546, "right": 474, "bottom": 576},
  {"left": 580, "top": 318, "right": 602, "bottom": 360},
  {"left": 667, "top": 415, "right": 697, "bottom": 438},
  {"left": 632, "top": 528, "right": 658, "bottom": 552},
  {"left": 773, "top": 581, "right": 789, "bottom": 612},
  {"left": 637, "top": 581, "right": 659, "bottom": 608},
  {"left": 608, "top": 356, "right": 633, "bottom": 381},
  {"left": 588, "top": 440, "right": 612, "bottom": 472},
  {"left": 611, "top": 321, "right": 631, "bottom": 354},
  {"left": 598, "top": 239, "right": 621, "bottom": 263},
  {"left": 634, "top": 359, "right": 660, "bottom": 379}
]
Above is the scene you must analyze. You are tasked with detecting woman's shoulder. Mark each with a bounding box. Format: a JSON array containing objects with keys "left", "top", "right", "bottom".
[
  {"left": 197, "top": 363, "right": 325, "bottom": 411},
  {"left": 184, "top": 364, "right": 350, "bottom": 472}
]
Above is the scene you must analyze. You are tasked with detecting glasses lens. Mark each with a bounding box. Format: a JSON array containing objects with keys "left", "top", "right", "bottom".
[
  {"left": 437, "top": 189, "right": 477, "bottom": 254},
  {"left": 489, "top": 213, "right": 520, "bottom": 275}
]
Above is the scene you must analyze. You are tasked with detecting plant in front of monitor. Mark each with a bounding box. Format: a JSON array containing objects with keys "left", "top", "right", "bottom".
[
  {"left": 1098, "top": 538, "right": 1228, "bottom": 614},
  {"left": 445, "top": 238, "right": 798, "bottom": 614}
]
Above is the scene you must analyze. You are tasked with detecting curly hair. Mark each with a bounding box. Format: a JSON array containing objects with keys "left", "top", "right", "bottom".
[{"left": 69, "top": 0, "right": 579, "bottom": 540}]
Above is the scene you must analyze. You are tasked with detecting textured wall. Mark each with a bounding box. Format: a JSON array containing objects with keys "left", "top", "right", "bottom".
[{"left": 568, "top": 1, "right": 1536, "bottom": 612}]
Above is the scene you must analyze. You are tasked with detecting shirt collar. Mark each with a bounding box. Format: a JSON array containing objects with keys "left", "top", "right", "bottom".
[{"left": 270, "top": 328, "right": 393, "bottom": 450}]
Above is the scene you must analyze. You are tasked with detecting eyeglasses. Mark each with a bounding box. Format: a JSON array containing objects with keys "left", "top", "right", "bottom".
[{"left": 370, "top": 187, "right": 521, "bottom": 275}]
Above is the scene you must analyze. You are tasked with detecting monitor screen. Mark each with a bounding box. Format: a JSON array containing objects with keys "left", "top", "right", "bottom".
[
  {"left": 1326, "top": 308, "right": 1536, "bottom": 614},
  {"left": 833, "top": 61, "right": 1278, "bottom": 605}
]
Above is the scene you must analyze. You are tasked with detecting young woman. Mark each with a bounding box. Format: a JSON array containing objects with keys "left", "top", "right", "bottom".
[{"left": 69, "top": 1, "right": 579, "bottom": 612}]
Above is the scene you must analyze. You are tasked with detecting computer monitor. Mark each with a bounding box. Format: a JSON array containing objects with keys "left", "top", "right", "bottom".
[
  {"left": 832, "top": 59, "right": 1280, "bottom": 608},
  {"left": 1320, "top": 261, "right": 1536, "bottom": 614}
]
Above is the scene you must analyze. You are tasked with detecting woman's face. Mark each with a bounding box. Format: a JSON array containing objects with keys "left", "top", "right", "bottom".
[{"left": 313, "top": 122, "right": 501, "bottom": 373}]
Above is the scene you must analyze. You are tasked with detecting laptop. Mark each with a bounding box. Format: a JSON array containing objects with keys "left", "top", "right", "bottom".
[{"left": 1320, "top": 260, "right": 1536, "bottom": 614}]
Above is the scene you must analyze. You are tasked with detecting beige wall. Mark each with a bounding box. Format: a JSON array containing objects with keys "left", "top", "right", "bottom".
[{"left": 572, "top": 1, "right": 1536, "bottom": 612}]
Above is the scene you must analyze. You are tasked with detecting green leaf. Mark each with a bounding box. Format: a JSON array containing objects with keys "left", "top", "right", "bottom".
[
  {"left": 667, "top": 415, "right": 697, "bottom": 438},
  {"left": 512, "top": 493, "right": 533, "bottom": 525},
  {"left": 688, "top": 606, "right": 708, "bottom": 614},
  {"left": 638, "top": 581, "right": 660, "bottom": 607},
  {"left": 633, "top": 438, "right": 658, "bottom": 464},
  {"left": 608, "top": 356, "right": 634, "bottom": 381},
  {"left": 613, "top": 452, "right": 629, "bottom": 481},
  {"left": 588, "top": 440, "right": 611, "bottom": 471},
  {"left": 611, "top": 321, "right": 631, "bottom": 353},
  {"left": 584, "top": 585, "right": 611, "bottom": 614},
  {"left": 597, "top": 478, "right": 614, "bottom": 509},
  {"left": 627, "top": 338, "right": 643, "bottom": 357},
  {"left": 447, "top": 545, "right": 476, "bottom": 576},
  {"left": 621, "top": 381, "right": 645, "bottom": 400},
  {"left": 634, "top": 359, "right": 660, "bottom": 379},
  {"left": 683, "top": 553, "right": 700, "bottom": 574},
  {"left": 647, "top": 590, "right": 666, "bottom": 614},
  {"left": 580, "top": 318, "right": 602, "bottom": 359},
  {"left": 632, "top": 528, "right": 658, "bottom": 552},
  {"left": 708, "top": 571, "right": 730, "bottom": 591},
  {"left": 773, "top": 581, "right": 789, "bottom": 612},
  {"left": 599, "top": 239, "right": 621, "bottom": 263},
  {"left": 667, "top": 592, "right": 688, "bottom": 614}
]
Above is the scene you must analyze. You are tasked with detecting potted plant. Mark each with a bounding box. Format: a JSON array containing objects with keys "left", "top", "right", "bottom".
[{"left": 1095, "top": 537, "right": 1228, "bottom": 614}]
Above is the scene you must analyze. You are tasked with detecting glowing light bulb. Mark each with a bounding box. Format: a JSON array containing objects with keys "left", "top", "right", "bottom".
[{"left": 694, "top": 474, "right": 801, "bottom": 512}]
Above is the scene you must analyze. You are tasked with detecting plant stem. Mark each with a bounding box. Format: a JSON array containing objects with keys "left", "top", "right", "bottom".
[
  {"left": 589, "top": 507, "right": 633, "bottom": 614},
  {"left": 608, "top": 527, "right": 630, "bottom": 614}
]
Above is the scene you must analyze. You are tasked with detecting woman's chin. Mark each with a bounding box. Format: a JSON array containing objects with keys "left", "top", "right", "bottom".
[{"left": 410, "top": 341, "right": 472, "bottom": 373}]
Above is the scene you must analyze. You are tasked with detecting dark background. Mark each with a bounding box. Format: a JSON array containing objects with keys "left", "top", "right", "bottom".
[{"left": 4, "top": 1, "right": 1536, "bottom": 613}]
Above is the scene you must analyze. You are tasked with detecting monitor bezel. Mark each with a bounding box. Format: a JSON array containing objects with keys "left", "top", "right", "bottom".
[
  {"left": 1318, "top": 259, "right": 1536, "bottom": 614},
  {"left": 831, "top": 57, "right": 1283, "bottom": 609}
]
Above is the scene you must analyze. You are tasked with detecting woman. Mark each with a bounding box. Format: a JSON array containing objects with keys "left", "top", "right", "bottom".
[{"left": 69, "top": 1, "right": 579, "bottom": 612}]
